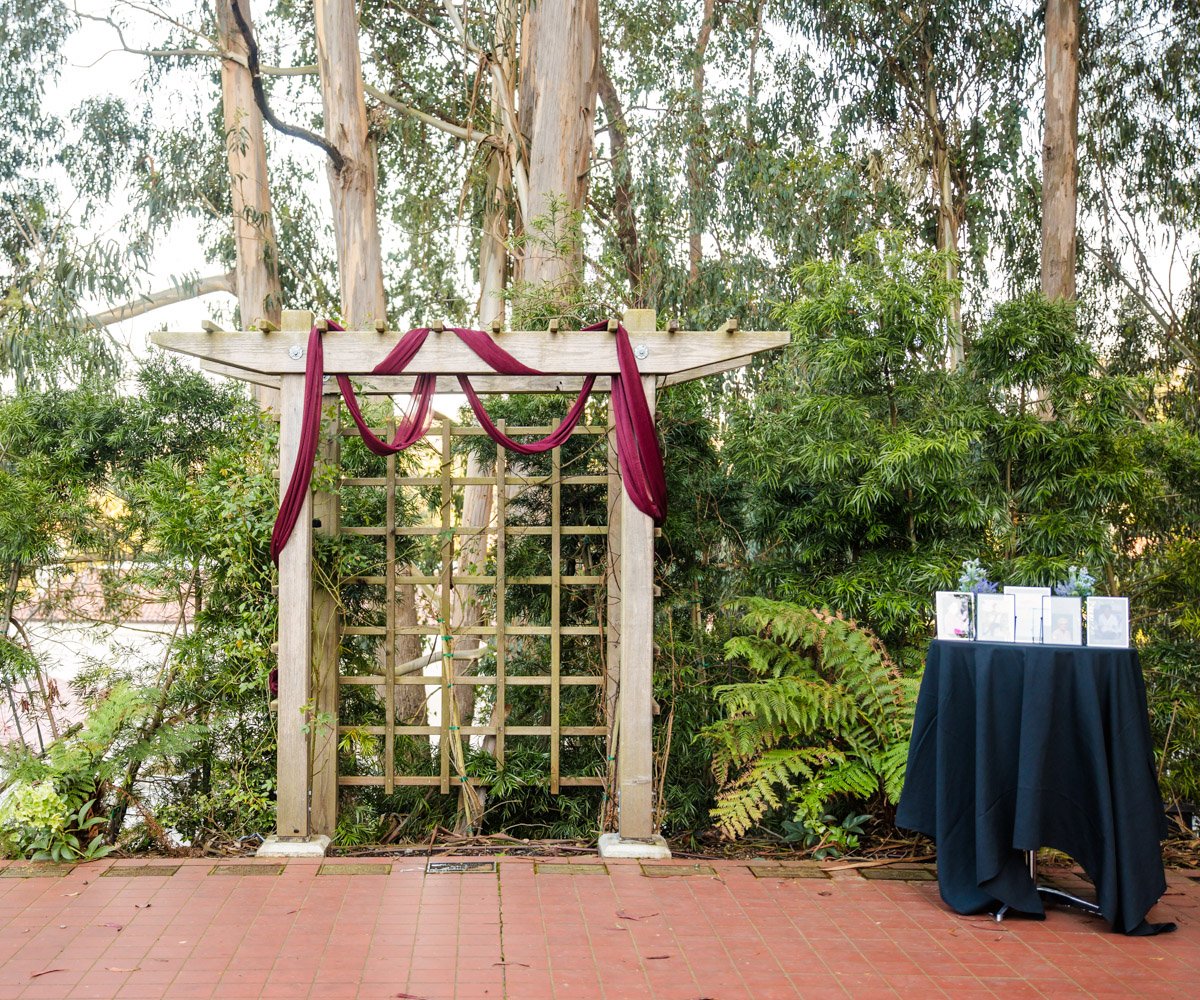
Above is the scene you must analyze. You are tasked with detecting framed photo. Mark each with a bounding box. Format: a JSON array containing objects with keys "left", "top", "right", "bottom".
[
  {"left": 936, "top": 591, "right": 975, "bottom": 641},
  {"left": 1004, "top": 586, "right": 1051, "bottom": 644},
  {"left": 1087, "top": 596, "right": 1130, "bottom": 648},
  {"left": 1042, "top": 596, "right": 1083, "bottom": 646},
  {"left": 976, "top": 593, "right": 1016, "bottom": 643}
]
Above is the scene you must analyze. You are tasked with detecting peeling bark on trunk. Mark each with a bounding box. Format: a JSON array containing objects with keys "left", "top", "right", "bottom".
[
  {"left": 517, "top": 0, "right": 599, "bottom": 289},
  {"left": 315, "top": 0, "right": 385, "bottom": 327},
  {"left": 1042, "top": 0, "right": 1079, "bottom": 302},
  {"left": 217, "top": 0, "right": 282, "bottom": 410}
]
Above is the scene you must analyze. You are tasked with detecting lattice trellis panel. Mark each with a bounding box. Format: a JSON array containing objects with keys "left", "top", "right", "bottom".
[{"left": 334, "top": 408, "right": 611, "bottom": 796}]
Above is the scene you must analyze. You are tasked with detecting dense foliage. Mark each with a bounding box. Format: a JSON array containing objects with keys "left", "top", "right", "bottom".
[
  {"left": 728, "top": 233, "right": 1200, "bottom": 823},
  {"left": 2, "top": 2, "right": 1198, "bottom": 853}
]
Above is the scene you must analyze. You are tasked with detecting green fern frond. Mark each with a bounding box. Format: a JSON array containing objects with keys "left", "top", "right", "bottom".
[
  {"left": 711, "top": 747, "right": 832, "bottom": 839},
  {"left": 708, "top": 599, "right": 915, "bottom": 840}
]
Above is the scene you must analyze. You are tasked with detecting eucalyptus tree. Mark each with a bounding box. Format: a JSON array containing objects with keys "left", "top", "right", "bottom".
[
  {"left": 217, "top": 0, "right": 282, "bottom": 405},
  {"left": 1078, "top": 0, "right": 1200, "bottom": 382},
  {"left": 793, "top": 1, "right": 1034, "bottom": 358},
  {"left": 0, "top": 1, "right": 132, "bottom": 383},
  {"left": 1042, "top": 0, "right": 1080, "bottom": 302}
]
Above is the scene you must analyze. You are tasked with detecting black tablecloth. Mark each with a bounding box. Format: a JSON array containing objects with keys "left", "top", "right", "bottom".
[{"left": 896, "top": 640, "right": 1169, "bottom": 934}]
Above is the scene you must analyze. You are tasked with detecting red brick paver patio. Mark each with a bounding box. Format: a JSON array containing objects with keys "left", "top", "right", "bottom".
[{"left": 0, "top": 857, "right": 1195, "bottom": 999}]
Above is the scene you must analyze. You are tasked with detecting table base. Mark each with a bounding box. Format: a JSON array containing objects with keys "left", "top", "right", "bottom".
[{"left": 993, "top": 851, "right": 1102, "bottom": 922}]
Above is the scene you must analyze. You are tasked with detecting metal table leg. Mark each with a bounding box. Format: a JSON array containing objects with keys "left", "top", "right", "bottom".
[{"left": 993, "top": 851, "right": 1101, "bottom": 922}]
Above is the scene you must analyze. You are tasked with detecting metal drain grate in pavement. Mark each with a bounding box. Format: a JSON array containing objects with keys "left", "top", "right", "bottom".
[
  {"left": 748, "top": 864, "right": 830, "bottom": 879},
  {"left": 859, "top": 866, "right": 937, "bottom": 881},
  {"left": 0, "top": 864, "right": 74, "bottom": 878},
  {"left": 640, "top": 863, "right": 717, "bottom": 878},
  {"left": 534, "top": 863, "right": 609, "bottom": 875},
  {"left": 210, "top": 864, "right": 285, "bottom": 877},
  {"left": 318, "top": 863, "right": 392, "bottom": 876},
  {"left": 101, "top": 865, "right": 181, "bottom": 878},
  {"left": 427, "top": 860, "right": 496, "bottom": 874}
]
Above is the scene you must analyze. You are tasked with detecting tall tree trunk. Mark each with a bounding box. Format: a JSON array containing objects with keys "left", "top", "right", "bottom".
[
  {"left": 1042, "top": 0, "right": 1080, "bottom": 302},
  {"left": 517, "top": 0, "right": 599, "bottom": 291},
  {"left": 315, "top": 0, "right": 385, "bottom": 327},
  {"left": 449, "top": 5, "right": 515, "bottom": 830},
  {"left": 925, "top": 57, "right": 963, "bottom": 367},
  {"left": 933, "top": 136, "right": 963, "bottom": 364},
  {"left": 217, "top": 0, "right": 282, "bottom": 410},
  {"left": 687, "top": 0, "right": 716, "bottom": 286},
  {"left": 478, "top": 0, "right": 514, "bottom": 327},
  {"left": 313, "top": 1, "right": 425, "bottom": 783}
]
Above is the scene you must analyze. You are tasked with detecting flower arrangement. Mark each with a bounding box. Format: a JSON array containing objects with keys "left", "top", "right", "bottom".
[
  {"left": 957, "top": 558, "right": 998, "bottom": 594},
  {"left": 1054, "top": 565, "right": 1097, "bottom": 598}
]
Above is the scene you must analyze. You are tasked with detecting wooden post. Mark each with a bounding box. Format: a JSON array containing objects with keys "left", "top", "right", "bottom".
[
  {"left": 603, "top": 401, "right": 622, "bottom": 829},
  {"left": 600, "top": 307, "right": 669, "bottom": 857},
  {"left": 310, "top": 380, "right": 340, "bottom": 837},
  {"left": 271, "top": 310, "right": 315, "bottom": 844}
]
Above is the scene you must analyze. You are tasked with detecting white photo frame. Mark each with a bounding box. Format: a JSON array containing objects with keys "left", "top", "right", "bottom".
[
  {"left": 936, "top": 591, "right": 975, "bottom": 641},
  {"left": 976, "top": 593, "right": 1016, "bottom": 643},
  {"left": 1042, "top": 595, "right": 1083, "bottom": 645},
  {"left": 1004, "top": 586, "right": 1051, "bottom": 644},
  {"left": 1087, "top": 596, "right": 1130, "bottom": 648}
]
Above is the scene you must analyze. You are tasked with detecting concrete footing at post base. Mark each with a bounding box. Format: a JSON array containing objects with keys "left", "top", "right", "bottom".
[
  {"left": 256, "top": 834, "right": 331, "bottom": 858},
  {"left": 597, "top": 832, "right": 672, "bottom": 859}
]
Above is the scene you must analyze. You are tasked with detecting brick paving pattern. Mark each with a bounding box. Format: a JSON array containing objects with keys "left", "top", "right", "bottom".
[{"left": 0, "top": 857, "right": 1195, "bottom": 999}]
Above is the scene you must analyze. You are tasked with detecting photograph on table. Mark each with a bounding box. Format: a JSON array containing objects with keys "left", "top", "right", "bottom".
[
  {"left": 1087, "top": 596, "right": 1130, "bottom": 648},
  {"left": 975, "top": 592, "right": 1016, "bottom": 642},
  {"left": 1042, "top": 595, "right": 1083, "bottom": 645},
  {"left": 1004, "top": 586, "right": 1051, "bottom": 643},
  {"left": 936, "top": 591, "right": 975, "bottom": 641}
]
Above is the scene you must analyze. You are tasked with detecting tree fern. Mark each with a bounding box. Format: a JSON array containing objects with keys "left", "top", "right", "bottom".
[{"left": 704, "top": 598, "right": 915, "bottom": 841}]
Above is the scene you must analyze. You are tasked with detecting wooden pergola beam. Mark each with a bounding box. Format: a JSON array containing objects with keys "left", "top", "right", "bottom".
[{"left": 152, "top": 326, "right": 788, "bottom": 378}]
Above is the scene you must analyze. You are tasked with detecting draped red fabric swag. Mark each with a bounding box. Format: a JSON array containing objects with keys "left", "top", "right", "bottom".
[{"left": 269, "top": 321, "right": 667, "bottom": 563}]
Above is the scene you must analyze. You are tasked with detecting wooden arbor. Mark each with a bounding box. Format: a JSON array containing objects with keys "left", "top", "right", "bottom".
[{"left": 153, "top": 309, "right": 788, "bottom": 856}]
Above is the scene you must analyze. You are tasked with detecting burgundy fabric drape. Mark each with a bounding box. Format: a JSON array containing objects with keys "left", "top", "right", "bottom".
[
  {"left": 586, "top": 320, "right": 667, "bottom": 522},
  {"left": 457, "top": 375, "right": 595, "bottom": 455},
  {"left": 336, "top": 325, "right": 437, "bottom": 457},
  {"left": 270, "top": 320, "right": 667, "bottom": 565},
  {"left": 452, "top": 324, "right": 596, "bottom": 455},
  {"left": 269, "top": 321, "right": 330, "bottom": 563},
  {"left": 450, "top": 326, "right": 540, "bottom": 375}
]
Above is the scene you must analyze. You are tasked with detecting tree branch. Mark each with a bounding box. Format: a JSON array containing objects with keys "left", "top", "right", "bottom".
[
  {"left": 77, "top": 8, "right": 489, "bottom": 153},
  {"left": 597, "top": 60, "right": 643, "bottom": 292},
  {"left": 86, "top": 271, "right": 235, "bottom": 329},
  {"left": 228, "top": 0, "right": 346, "bottom": 171},
  {"left": 442, "top": 1, "right": 530, "bottom": 221}
]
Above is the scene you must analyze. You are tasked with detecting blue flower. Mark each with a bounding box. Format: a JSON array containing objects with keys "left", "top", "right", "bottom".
[
  {"left": 957, "top": 558, "right": 998, "bottom": 594},
  {"left": 1053, "top": 565, "right": 1097, "bottom": 598}
]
